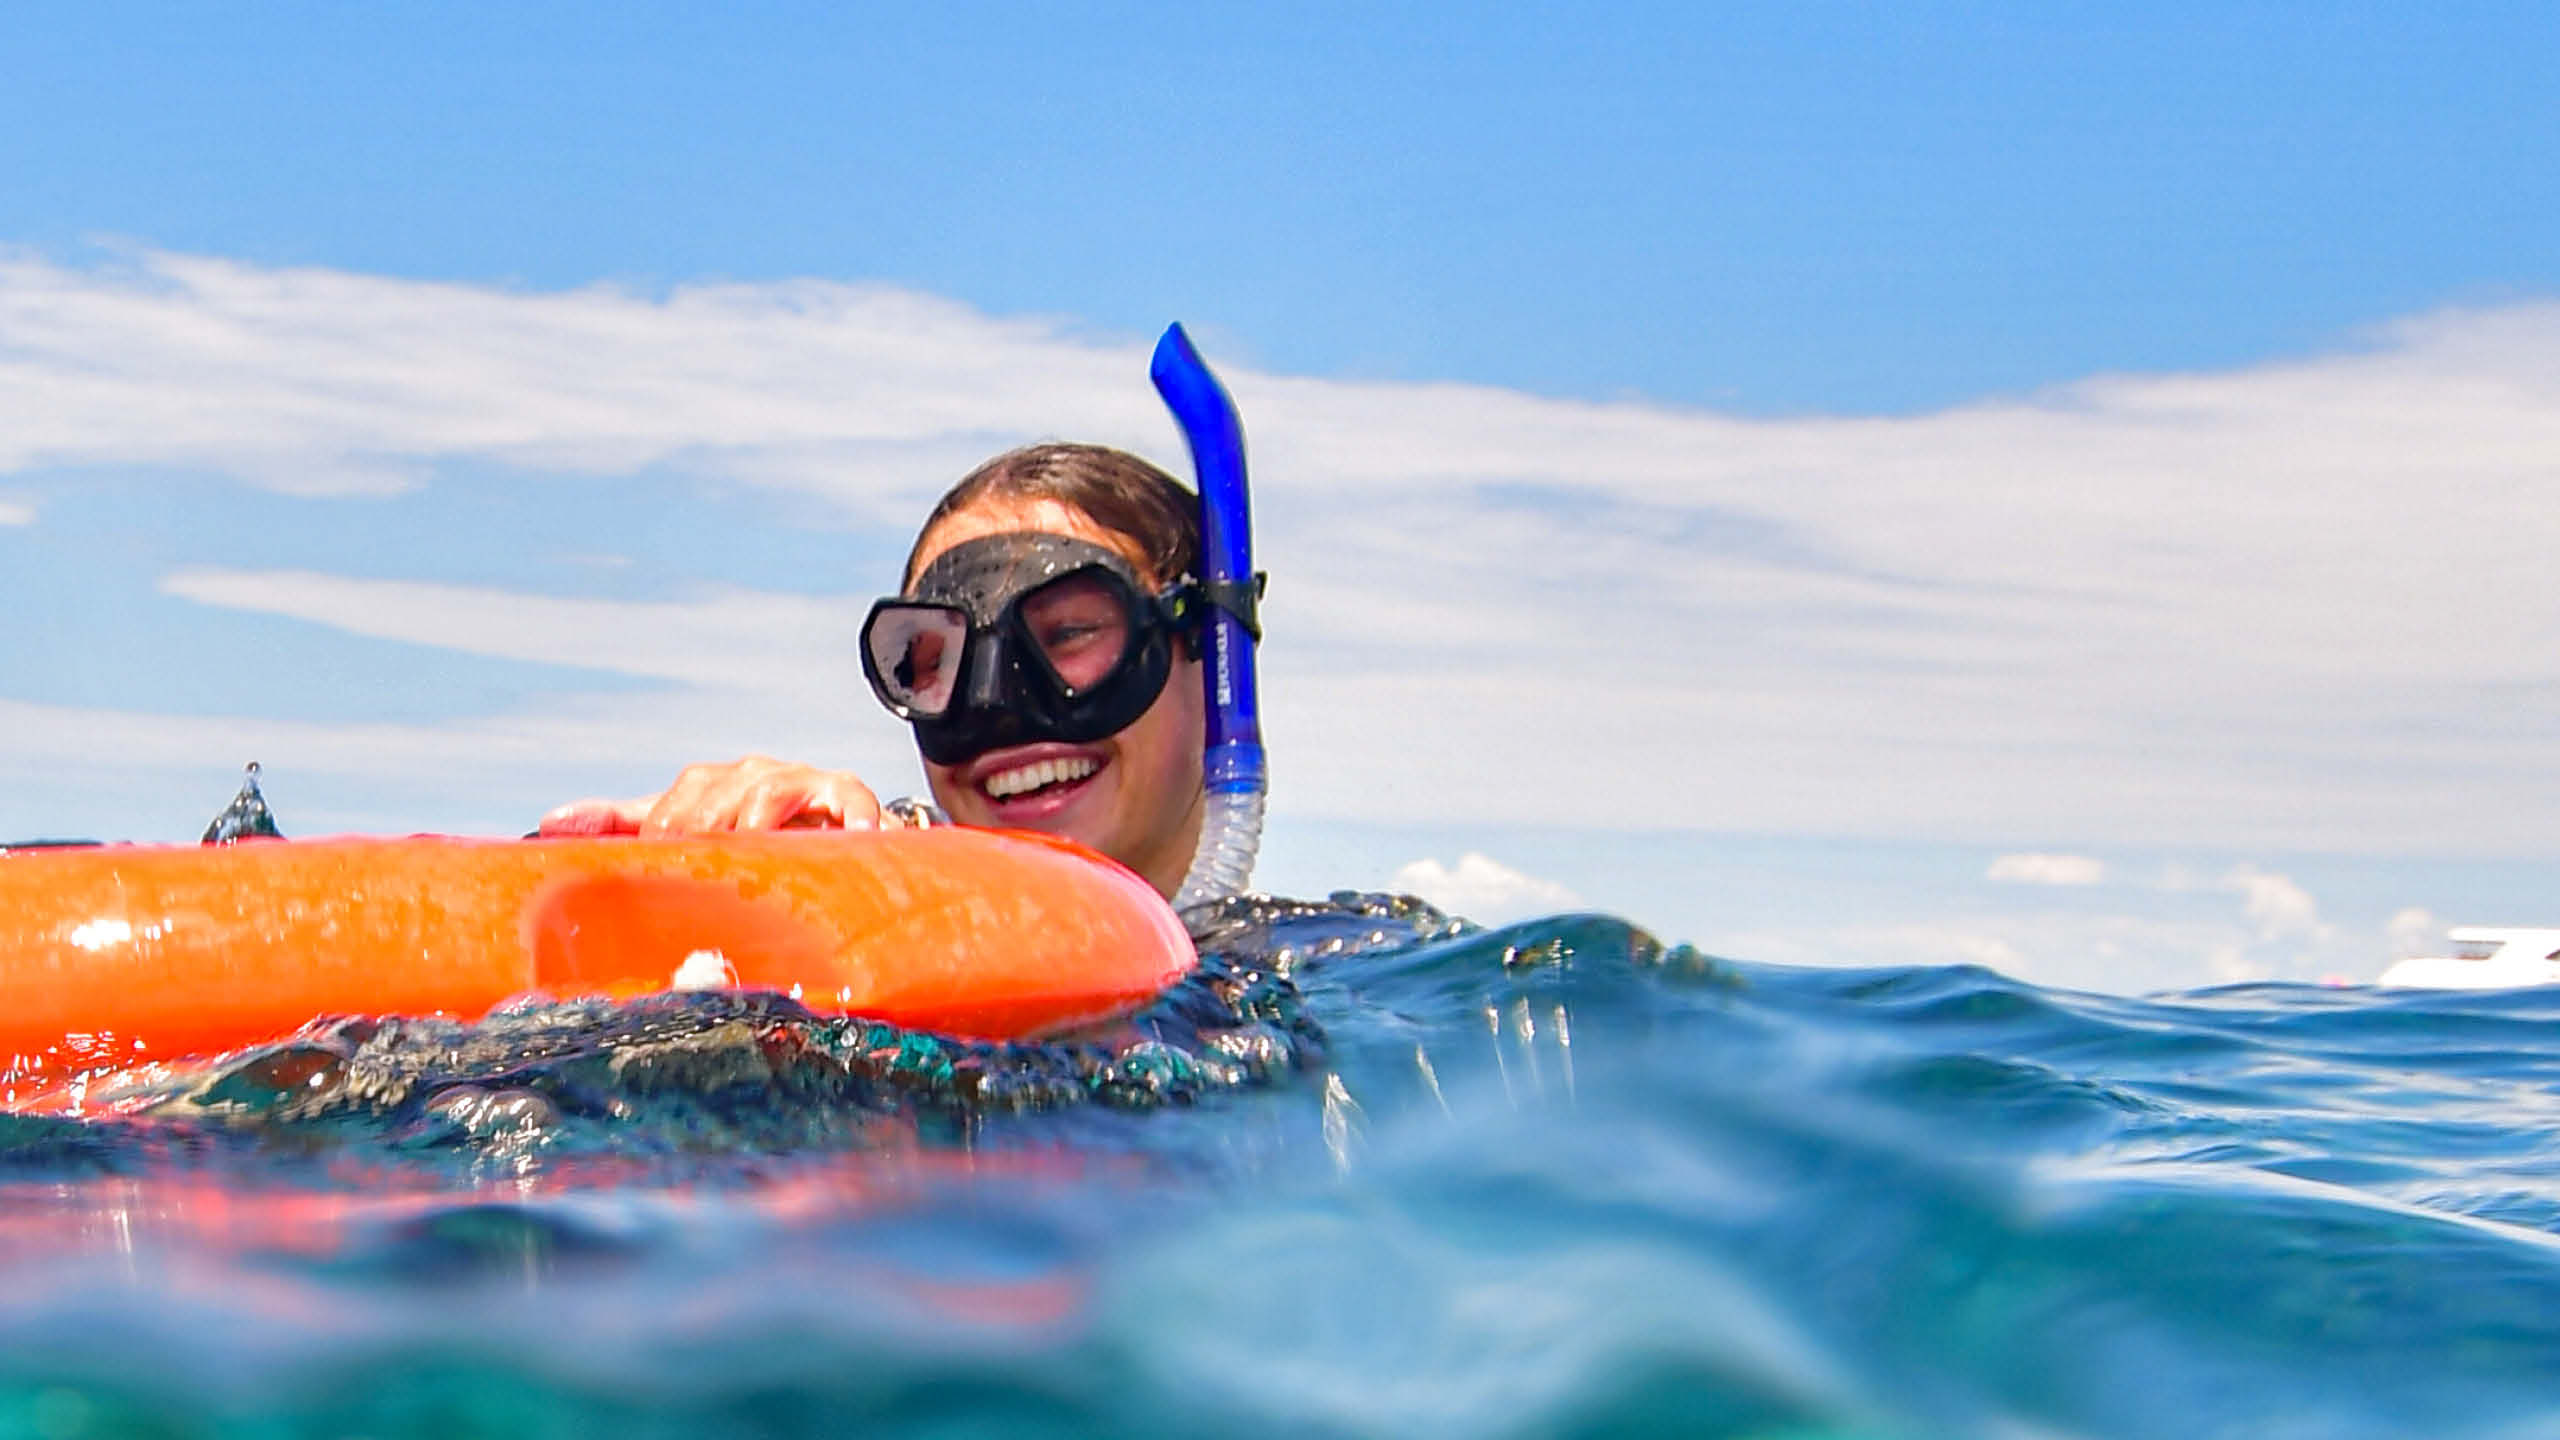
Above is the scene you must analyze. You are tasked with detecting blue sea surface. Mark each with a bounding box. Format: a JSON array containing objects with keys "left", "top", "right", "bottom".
[{"left": 6, "top": 895, "right": 2560, "bottom": 1438}]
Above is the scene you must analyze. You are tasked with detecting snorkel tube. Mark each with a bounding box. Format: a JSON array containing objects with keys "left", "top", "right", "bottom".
[{"left": 1151, "top": 324, "right": 1266, "bottom": 911}]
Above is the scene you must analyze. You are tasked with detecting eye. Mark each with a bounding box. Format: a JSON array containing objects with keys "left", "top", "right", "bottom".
[
  {"left": 1037, "top": 616, "right": 1105, "bottom": 648},
  {"left": 1020, "top": 574, "right": 1133, "bottom": 692}
]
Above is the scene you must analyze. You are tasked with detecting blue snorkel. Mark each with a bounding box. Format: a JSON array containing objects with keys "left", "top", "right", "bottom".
[{"left": 1150, "top": 323, "right": 1267, "bottom": 911}]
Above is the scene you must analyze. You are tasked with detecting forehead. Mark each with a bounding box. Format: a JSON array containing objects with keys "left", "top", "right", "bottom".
[{"left": 910, "top": 498, "right": 1155, "bottom": 585}]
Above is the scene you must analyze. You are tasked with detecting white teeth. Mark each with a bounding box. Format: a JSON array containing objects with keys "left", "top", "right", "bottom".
[{"left": 983, "top": 755, "right": 1099, "bottom": 799}]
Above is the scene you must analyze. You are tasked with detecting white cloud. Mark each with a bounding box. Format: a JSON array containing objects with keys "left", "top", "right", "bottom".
[
  {"left": 0, "top": 688, "right": 929, "bottom": 844},
  {"left": 2387, "top": 907, "right": 2442, "bottom": 959},
  {"left": 2222, "top": 864, "right": 2328, "bottom": 943},
  {"left": 0, "top": 248, "right": 1161, "bottom": 500},
  {"left": 1986, "top": 853, "right": 2107, "bottom": 886},
  {"left": 157, "top": 567, "right": 858, "bottom": 698},
  {"left": 1390, "top": 853, "right": 1582, "bottom": 927},
  {"left": 1713, "top": 913, "right": 2187, "bottom": 993},
  {"left": 2, "top": 248, "right": 2559, "bottom": 865},
  {"left": 1689, "top": 850, "right": 2448, "bottom": 992},
  {"left": 0, "top": 497, "right": 31, "bottom": 526},
  {"left": 1714, "top": 898, "right": 2393, "bottom": 996}
]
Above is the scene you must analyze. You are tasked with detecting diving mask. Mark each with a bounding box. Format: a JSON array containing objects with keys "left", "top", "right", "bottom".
[{"left": 861, "top": 533, "right": 1198, "bottom": 766}]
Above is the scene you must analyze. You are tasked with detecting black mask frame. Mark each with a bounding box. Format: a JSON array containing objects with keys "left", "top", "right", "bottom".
[{"left": 861, "top": 535, "right": 1201, "bottom": 767}]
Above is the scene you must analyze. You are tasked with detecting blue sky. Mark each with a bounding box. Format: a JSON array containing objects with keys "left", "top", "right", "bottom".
[
  {"left": 4, "top": 3, "right": 2557, "bottom": 991},
  {"left": 12, "top": 3, "right": 2556, "bottom": 411}
]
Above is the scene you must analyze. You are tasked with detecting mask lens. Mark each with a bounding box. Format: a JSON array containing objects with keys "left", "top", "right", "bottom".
[
  {"left": 1017, "top": 570, "right": 1135, "bottom": 695},
  {"left": 864, "top": 604, "right": 969, "bottom": 716}
]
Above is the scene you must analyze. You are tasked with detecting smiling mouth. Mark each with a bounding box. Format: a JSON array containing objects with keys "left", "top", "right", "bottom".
[{"left": 982, "top": 755, "right": 1100, "bottom": 801}]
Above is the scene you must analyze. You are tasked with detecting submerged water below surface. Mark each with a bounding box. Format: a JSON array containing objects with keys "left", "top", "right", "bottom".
[{"left": 9, "top": 891, "right": 2560, "bottom": 1438}]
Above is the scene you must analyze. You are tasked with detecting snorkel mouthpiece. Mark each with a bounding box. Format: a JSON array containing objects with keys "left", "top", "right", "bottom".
[{"left": 1152, "top": 323, "right": 1267, "bottom": 911}]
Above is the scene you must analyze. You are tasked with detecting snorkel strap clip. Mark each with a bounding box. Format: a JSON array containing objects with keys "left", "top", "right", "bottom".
[{"left": 1196, "top": 572, "right": 1268, "bottom": 642}]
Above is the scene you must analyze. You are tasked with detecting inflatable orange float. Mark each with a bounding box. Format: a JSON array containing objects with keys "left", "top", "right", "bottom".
[{"left": 0, "top": 828, "right": 1196, "bottom": 1077}]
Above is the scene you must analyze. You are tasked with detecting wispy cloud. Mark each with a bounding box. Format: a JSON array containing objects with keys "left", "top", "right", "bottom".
[
  {"left": 0, "top": 247, "right": 1151, "bottom": 505},
  {"left": 0, "top": 687, "right": 926, "bottom": 844},
  {"left": 1708, "top": 853, "right": 2435, "bottom": 992},
  {"left": 2222, "top": 863, "right": 2329, "bottom": 944},
  {"left": 1987, "top": 853, "right": 2107, "bottom": 886},
  {"left": 1390, "top": 853, "right": 1582, "bottom": 927},
  {"left": 2387, "top": 907, "right": 2443, "bottom": 959},
  {"left": 157, "top": 567, "right": 857, "bottom": 698},
  {"left": 1720, "top": 900, "right": 2374, "bottom": 994},
  {"left": 0, "top": 498, "right": 30, "bottom": 526},
  {"left": 5, "top": 248, "right": 2560, "bottom": 862}
]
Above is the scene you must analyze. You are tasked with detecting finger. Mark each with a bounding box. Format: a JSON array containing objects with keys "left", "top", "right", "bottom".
[
  {"left": 641, "top": 760, "right": 754, "bottom": 835},
  {"left": 536, "top": 797, "right": 649, "bottom": 837},
  {"left": 810, "top": 775, "right": 884, "bottom": 830},
  {"left": 753, "top": 772, "right": 887, "bottom": 830},
  {"left": 743, "top": 779, "right": 829, "bottom": 831}
]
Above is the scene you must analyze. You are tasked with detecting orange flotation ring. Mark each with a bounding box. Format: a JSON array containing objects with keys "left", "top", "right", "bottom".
[{"left": 0, "top": 828, "right": 1195, "bottom": 1076}]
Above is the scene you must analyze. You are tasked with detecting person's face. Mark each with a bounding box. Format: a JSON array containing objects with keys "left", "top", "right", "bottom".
[{"left": 907, "top": 497, "right": 1206, "bottom": 899}]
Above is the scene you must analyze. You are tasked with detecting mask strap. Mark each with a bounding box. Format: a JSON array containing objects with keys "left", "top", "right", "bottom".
[{"left": 1170, "top": 572, "right": 1267, "bottom": 642}]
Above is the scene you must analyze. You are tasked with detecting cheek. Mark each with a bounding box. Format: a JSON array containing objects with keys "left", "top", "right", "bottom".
[
  {"left": 922, "top": 762, "right": 978, "bottom": 816},
  {"left": 1135, "top": 664, "right": 1207, "bottom": 784}
]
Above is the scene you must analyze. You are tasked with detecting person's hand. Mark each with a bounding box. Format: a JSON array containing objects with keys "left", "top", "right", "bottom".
[{"left": 537, "top": 756, "right": 884, "bottom": 837}]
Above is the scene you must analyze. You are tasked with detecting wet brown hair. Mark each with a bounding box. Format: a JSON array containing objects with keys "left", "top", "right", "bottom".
[{"left": 902, "top": 443, "right": 1200, "bottom": 591}]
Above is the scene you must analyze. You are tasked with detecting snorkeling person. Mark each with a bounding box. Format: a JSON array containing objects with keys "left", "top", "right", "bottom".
[
  {"left": 542, "top": 444, "right": 1213, "bottom": 896},
  {"left": 541, "top": 325, "right": 1269, "bottom": 907}
]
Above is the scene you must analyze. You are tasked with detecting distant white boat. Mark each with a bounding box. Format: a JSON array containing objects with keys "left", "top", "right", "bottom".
[{"left": 2377, "top": 927, "right": 2560, "bottom": 989}]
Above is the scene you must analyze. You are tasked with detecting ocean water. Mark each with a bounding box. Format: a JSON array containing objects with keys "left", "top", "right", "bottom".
[{"left": 6, "top": 892, "right": 2560, "bottom": 1438}]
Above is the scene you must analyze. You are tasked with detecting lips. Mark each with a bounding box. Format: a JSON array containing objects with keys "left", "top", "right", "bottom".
[
  {"left": 983, "top": 754, "right": 1100, "bottom": 800},
  {"left": 965, "top": 745, "right": 1109, "bottom": 826}
]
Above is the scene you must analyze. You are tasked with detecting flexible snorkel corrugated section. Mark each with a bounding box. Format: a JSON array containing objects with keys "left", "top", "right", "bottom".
[{"left": 1151, "top": 323, "right": 1267, "bottom": 912}]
